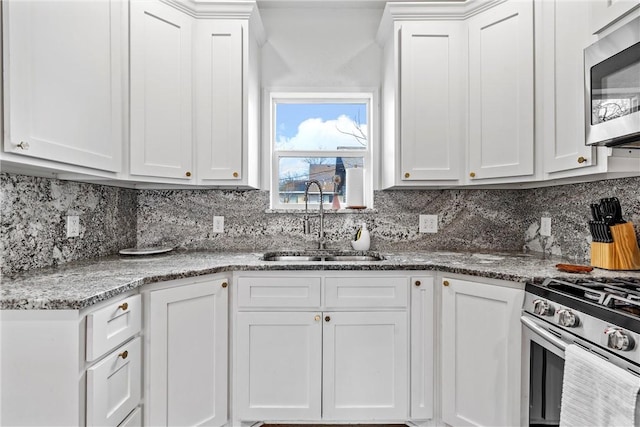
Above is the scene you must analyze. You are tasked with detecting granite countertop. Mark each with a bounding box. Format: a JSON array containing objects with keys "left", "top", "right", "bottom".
[{"left": 3, "top": 249, "right": 640, "bottom": 310}]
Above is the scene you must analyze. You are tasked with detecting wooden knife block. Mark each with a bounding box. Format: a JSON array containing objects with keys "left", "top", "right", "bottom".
[{"left": 591, "top": 222, "right": 640, "bottom": 270}]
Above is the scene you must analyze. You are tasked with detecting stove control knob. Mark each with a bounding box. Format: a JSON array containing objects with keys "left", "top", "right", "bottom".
[
  {"left": 557, "top": 309, "right": 579, "bottom": 327},
  {"left": 533, "top": 299, "right": 554, "bottom": 316},
  {"left": 605, "top": 327, "right": 635, "bottom": 351}
]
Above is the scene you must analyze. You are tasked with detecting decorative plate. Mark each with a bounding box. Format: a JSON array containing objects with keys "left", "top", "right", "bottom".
[{"left": 119, "top": 247, "right": 174, "bottom": 256}]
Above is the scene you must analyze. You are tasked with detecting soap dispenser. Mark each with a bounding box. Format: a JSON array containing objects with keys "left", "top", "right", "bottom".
[{"left": 351, "top": 222, "right": 370, "bottom": 251}]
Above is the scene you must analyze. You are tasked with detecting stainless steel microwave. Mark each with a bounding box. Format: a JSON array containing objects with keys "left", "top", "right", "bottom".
[{"left": 584, "top": 16, "right": 640, "bottom": 148}]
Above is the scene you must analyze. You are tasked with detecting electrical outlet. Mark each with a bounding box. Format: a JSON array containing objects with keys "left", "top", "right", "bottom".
[
  {"left": 419, "top": 214, "right": 438, "bottom": 233},
  {"left": 66, "top": 215, "right": 80, "bottom": 238},
  {"left": 540, "top": 217, "right": 552, "bottom": 237},
  {"left": 212, "top": 216, "right": 224, "bottom": 233}
]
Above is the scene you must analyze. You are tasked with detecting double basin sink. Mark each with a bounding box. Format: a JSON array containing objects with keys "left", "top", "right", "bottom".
[{"left": 262, "top": 250, "right": 385, "bottom": 262}]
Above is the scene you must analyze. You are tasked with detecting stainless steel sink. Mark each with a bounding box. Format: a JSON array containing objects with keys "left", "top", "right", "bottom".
[
  {"left": 262, "top": 251, "right": 385, "bottom": 262},
  {"left": 262, "top": 255, "right": 323, "bottom": 262},
  {"left": 324, "top": 255, "right": 383, "bottom": 262}
]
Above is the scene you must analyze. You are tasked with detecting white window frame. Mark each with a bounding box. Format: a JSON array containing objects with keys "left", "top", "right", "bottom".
[{"left": 267, "top": 90, "right": 376, "bottom": 210}]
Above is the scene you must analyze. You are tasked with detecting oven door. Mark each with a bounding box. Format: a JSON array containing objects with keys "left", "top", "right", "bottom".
[{"left": 521, "top": 314, "right": 568, "bottom": 427}]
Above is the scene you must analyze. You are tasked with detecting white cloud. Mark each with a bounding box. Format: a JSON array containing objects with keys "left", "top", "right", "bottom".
[{"left": 276, "top": 115, "right": 368, "bottom": 151}]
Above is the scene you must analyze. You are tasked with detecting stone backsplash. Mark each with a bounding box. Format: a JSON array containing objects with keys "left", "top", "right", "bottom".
[
  {"left": 2, "top": 173, "right": 639, "bottom": 275},
  {"left": 0, "top": 173, "right": 137, "bottom": 276}
]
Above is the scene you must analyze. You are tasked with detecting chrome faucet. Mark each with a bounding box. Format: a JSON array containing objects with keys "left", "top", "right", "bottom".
[{"left": 303, "top": 179, "right": 326, "bottom": 249}]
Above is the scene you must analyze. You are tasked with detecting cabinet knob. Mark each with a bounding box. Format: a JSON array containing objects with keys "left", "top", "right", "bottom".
[
  {"left": 233, "top": 172, "right": 239, "bottom": 178},
  {"left": 443, "top": 280, "right": 450, "bottom": 287},
  {"left": 118, "top": 350, "right": 129, "bottom": 360},
  {"left": 577, "top": 156, "right": 587, "bottom": 164},
  {"left": 314, "top": 315, "right": 321, "bottom": 322},
  {"left": 404, "top": 172, "right": 410, "bottom": 179},
  {"left": 186, "top": 171, "right": 192, "bottom": 177},
  {"left": 16, "top": 141, "right": 30, "bottom": 150},
  {"left": 469, "top": 172, "right": 476, "bottom": 178},
  {"left": 325, "top": 316, "right": 331, "bottom": 322},
  {"left": 221, "top": 282, "right": 228, "bottom": 288},
  {"left": 118, "top": 302, "right": 128, "bottom": 311},
  {"left": 415, "top": 280, "right": 421, "bottom": 287}
]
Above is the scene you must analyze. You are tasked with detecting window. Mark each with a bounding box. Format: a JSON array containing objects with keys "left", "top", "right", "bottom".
[{"left": 269, "top": 92, "right": 373, "bottom": 210}]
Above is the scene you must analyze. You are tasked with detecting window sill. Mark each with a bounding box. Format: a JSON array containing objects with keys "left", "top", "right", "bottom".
[{"left": 265, "top": 208, "right": 377, "bottom": 214}]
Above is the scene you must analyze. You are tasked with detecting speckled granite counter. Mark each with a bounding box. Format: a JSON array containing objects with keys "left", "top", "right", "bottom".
[{"left": 3, "top": 250, "right": 640, "bottom": 310}]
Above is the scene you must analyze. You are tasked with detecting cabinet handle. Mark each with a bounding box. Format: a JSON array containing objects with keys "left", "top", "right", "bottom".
[
  {"left": 118, "top": 302, "right": 128, "bottom": 311},
  {"left": 185, "top": 171, "right": 192, "bottom": 177},
  {"left": 404, "top": 172, "right": 410, "bottom": 179},
  {"left": 314, "top": 315, "right": 321, "bottom": 322},
  {"left": 118, "top": 350, "right": 128, "bottom": 360},
  {"left": 469, "top": 172, "right": 476, "bottom": 178},
  {"left": 415, "top": 280, "right": 421, "bottom": 287},
  {"left": 443, "top": 280, "right": 450, "bottom": 287},
  {"left": 233, "top": 172, "right": 239, "bottom": 178},
  {"left": 221, "top": 282, "right": 228, "bottom": 288},
  {"left": 16, "top": 141, "right": 30, "bottom": 150},
  {"left": 577, "top": 156, "right": 587, "bottom": 164},
  {"left": 325, "top": 316, "right": 331, "bottom": 322}
]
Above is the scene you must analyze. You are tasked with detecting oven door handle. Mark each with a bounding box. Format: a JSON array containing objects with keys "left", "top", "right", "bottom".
[{"left": 521, "top": 315, "right": 568, "bottom": 352}]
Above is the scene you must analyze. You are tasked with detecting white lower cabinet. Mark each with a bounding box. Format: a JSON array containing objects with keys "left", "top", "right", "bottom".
[
  {"left": 322, "top": 311, "right": 407, "bottom": 421},
  {"left": 441, "top": 276, "right": 524, "bottom": 427},
  {"left": 145, "top": 276, "right": 228, "bottom": 427},
  {"left": 86, "top": 338, "right": 142, "bottom": 427},
  {"left": 0, "top": 293, "right": 142, "bottom": 426},
  {"left": 233, "top": 272, "right": 415, "bottom": 424},
  {"left": 236, "top": 311, "right": 323, "bottom": 421}
]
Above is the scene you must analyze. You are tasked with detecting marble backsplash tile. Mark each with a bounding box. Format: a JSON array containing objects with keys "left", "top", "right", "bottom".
[
  {"left": 0, "top": 173, "right": 137, "bottom": 276},
  {"left": 137, "top": 176, "right": 640, "bottom": 262},
  {"left": 136, "top": 187, "right": 531, "bottom": 254},
  {"left": 2, "top": 172, "right": 639, "bottom": 275}
]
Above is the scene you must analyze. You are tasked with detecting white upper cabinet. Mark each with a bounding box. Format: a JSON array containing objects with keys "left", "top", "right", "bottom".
[
  {"left": 540, "top": 0, "right": 598, "bottom": 176},
  {"left": 379, "top": 14, "right": 465, "bottom": 188},
  {"left": 589, "top": 0, "right": 640, "bottom": 35},
  {"left": 467, "top": 0, "right": 535, "bottom": 182},
  {"left": 129, "top": 0, "right": 263, "bottom": 187},
  {"left": 398, "top": 21, "right": 465, "bottom": 184},
  {"left": 2, "top": 0, "right": 124, "bottom": 173},
  {"left": 194, "top": 17, "right": 262, "bottom": 187},
  {"left": 130, "top": 0, "right": 193, "bottom": 180}
]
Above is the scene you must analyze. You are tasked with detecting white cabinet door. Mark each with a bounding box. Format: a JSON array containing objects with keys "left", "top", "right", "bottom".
[
  {"left": 410, "top": 276, "right": 434, "bottom": 421},
  {"left": 148, "top": 279, "right": 228, "bottom": 427},
  {"left": 441, "top": 277, "right": 524, "bottom": 427},
  {"left": 3, "top": 0, "right": 123, "bottom": 172},
  {"left": 468, "top": 0, "right": 534, "bottom": 181},
  {"left": 195, "top": 20, "right": 244, "bottom": 182},
  {"left": 589, "top": 0, "right": 640, "bottom": 34},
  {"left": 322, "top": 311, "right": 408, "bottom": 421},
  {"left": 236, "top": 311, "right": 323, "bottom": 421},
  {"left": 130, "top": 0, "right": 193, "bottom": 180},
  {"left": 399, "top": 21, "right": 464, "bottom": 182},
  {"left": 541, "top": 0, "right": 597, "bottom": 175},
  {"left": 87, "top": 337, "right": 142, "bottom": 427}
]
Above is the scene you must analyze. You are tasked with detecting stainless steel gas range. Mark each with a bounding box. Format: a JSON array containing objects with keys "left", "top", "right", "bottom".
[{"left": 521, "top": 277, "right": 640, "bottom": 426}]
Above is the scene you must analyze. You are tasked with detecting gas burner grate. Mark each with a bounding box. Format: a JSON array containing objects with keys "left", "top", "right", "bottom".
[{"left": 543, "top": 277, "right": 640, "bottom": 314}]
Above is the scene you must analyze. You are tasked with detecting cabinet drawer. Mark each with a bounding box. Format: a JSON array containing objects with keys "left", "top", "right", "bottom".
[
  {"left": 325, "top": 277, "right": 408, "bottom": 308},
  {"left": 87, "top": 337, "right": 141, "bottom": 427},
  {"left": 86, "top": 294, "right": 141, "bottom": 362},
  {"left": 237, "top": 277, "right": 321, "bottom": 308}
]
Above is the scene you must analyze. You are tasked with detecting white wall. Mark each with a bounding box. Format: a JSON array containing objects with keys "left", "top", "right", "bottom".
[{"left": 260, "top": 7, "right": 383, "bottom": 88}]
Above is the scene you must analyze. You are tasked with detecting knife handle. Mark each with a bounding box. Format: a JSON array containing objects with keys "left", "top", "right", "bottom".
[{"left": 590, "top": 203, "right": 601, "bottom": 221}]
